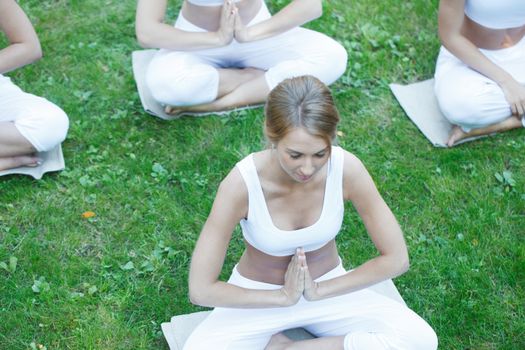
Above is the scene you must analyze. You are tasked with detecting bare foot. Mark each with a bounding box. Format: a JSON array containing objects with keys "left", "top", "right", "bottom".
[
  {"left": 0, "top": 155, "right": 41, "bottom": 171},
  {"left": 447, "top": 125, "right": 467, "bottom": 147},
  {"left": 265, "top": 332, "right": 293, "bottom": 350},
  {"left": 164, "top": 105, "right": 184, "bottom": 116}
]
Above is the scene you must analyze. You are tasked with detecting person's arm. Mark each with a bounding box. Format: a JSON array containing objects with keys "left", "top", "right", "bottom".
[
  {"left": 0, "top": 0, "right": 42, "bottom": 74},
  {"left": 438, "top": 0, "right": 525, "bottom": 117},
  {"left": 303, "top": 151, "right": 409, "bottom": 301},
  {"left": 136, "top": 0, "right": 236, "bottom": 51},
  {"left": 234, "top": 0, "right": 322, "bottom": 42},
  {"left": 188, "top": 167, "right": 304, "bottom": 308}
]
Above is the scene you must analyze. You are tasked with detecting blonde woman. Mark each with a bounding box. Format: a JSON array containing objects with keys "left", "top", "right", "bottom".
[
  {"left": 0, "top": 0, "right": 68, "bottom": 171},
  {"left": 434, "top": 0, "right": 525, "bottom": 146},
  {"left": 169, "top": 76, "right": 438, "bottom": 349},
  {"left": 135, "top": 0, "right": 347, "bottom": 116}
]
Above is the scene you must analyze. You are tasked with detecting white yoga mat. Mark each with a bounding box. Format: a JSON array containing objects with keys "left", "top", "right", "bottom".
[
  {"left": 0, "top": 144, "right": 65, "bottom": 180},
  {"left": 390, "top": 79, "right": 485, "bottom": 147},
  {"left": 132, "top": 50, "right": 262, "bottom": 120},
  {"left": 161, "top": 279, "right": 406, "bottom": 349}
]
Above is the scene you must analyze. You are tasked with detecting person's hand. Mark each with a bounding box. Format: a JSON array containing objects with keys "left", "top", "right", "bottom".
[
  {"left": 233, "top": 9, "right": 251, "bottom": 43},
  {"left": 217, "top": 1, "right": 236, "bottom": 46},
  {"left": 500, "top": 78, "right": 525, "bottom": 118},
  {"left": 302, "top": 251, "right": 322, "bottom": 301},
  {"left": 280, "top": 248, "right": 305, "bottom": 306}
]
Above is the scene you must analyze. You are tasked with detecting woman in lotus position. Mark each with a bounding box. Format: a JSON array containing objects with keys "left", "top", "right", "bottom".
[
  {"left": 172, "top": 76, "right": 438, "bottom": 349},
  {"left": 0, "top": 0, "right": 69, "bottom": 171},
  {"left": 135, "top": 0, "right": 347, "bottom": 116},
  {"left": 434, "top": 0, "right": 525, "bottom": 146}
]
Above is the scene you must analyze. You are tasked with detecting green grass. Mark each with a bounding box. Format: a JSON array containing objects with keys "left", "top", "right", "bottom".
[{"left": 1, "top": 0, "right": 524, "bottom": 349}]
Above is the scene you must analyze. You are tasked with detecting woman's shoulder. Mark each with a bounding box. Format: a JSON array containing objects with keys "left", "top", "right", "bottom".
[
  {"left": 338, "top": 147, "right": 372, "bottom": 198},
  {"left": 337, "top": 147, "right": 364, "bottom": 170}
]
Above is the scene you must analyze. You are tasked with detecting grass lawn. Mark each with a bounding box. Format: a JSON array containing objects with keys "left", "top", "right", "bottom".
[{"left": 1, "top": 0, "right": 524, "bottom": 349}]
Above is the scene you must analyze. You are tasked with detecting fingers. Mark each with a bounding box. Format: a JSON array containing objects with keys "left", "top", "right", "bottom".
[{"left": 510, "top": 100, "right": 525, "bottom": 118}]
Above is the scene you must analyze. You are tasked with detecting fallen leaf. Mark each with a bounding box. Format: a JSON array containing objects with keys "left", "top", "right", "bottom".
[{"left": 82, "top": 211, "right": 96, "bottom": 219}]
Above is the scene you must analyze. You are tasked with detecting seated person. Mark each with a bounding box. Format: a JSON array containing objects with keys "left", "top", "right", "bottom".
[
  {"left": 434, "top": 0, "right": 525, "bottom": 146},
  {"left": 135, "top": 0, "right": 347, "bottom": 116},
  {"left": 175, "top": 76, "right": 438, "bottom": 349},
  {"left": 0, "top": 0, "right": 69, "bottom": 171}
]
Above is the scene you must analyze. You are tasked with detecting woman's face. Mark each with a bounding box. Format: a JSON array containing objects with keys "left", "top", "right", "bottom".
[{"left": 274, "top": 127, "right": 330, "bottom": 183}]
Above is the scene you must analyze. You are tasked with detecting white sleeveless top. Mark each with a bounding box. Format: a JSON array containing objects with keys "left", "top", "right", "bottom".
[
  {"left": 187, "top": 0, "right": 242, "bottom": 7},
  {"left": 236, "top": 146, "right": 345, "bottom": 257},
  {"left": 465, "top": 0, "right": 525, "bottom": 29}
]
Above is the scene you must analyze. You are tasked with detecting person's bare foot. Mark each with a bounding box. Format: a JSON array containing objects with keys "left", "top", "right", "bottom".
[
  {"left": 265, "top": 332, "right": 293, "bottom": 350},
  {"left": 447, "top": 125, "right": 467, "bottom": 147},
  {"left": 0, "top": 155, "right": 41, "bottom": 171},
  {"left": 164, "top": 105, "right": 185, "bottom": 116}
]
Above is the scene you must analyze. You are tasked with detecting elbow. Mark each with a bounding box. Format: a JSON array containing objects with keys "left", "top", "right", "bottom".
[
  {"left": 136, "top": 28, "right": 155, "bottom": 49},
  {"left": 136, "top": 33, "right": 151, "bottom": 49},
  {"left": 400, "top": 255, "right": 410, "bottom": 274},
  {"left": 396, "top": 252, "right": 410, "bottom": 276},
  {"left": 32, "top": 45, "right": 43, "bottom": 62},
  {"left": 189, "top": 284, "right": 212, "bottom": 307},
  {"left": 25, "top": 41, "right": 42, "bottom": 63}
]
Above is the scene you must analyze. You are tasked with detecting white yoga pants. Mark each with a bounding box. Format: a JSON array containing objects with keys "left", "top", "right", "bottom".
[
  {"left": 183, "top": 264, "right": 438, "bottom": 350},
  {"left": 146, "top": 3, "right": 348, "bottom": 107},
  {"left": 434, "top": 36, "right": 525, "bottom": 132},
  {"left": 0, "top": 75, "right": 68, "bottom": 152}
]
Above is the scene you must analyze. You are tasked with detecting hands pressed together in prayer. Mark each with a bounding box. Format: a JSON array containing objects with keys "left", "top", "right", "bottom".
[
  {"left": 217, "top": 0, "right": 251, "bottom": 45},
  {"left": 280, "top": 248, "right": 323, "bottom": 306}
]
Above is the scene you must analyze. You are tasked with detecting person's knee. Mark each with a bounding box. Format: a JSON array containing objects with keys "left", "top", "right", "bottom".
[
  {"left": 146, "top": 58, "right": 219, "bottom": 106},
  {"left": 435, "top": 81, "right": 485, "bottom": 126},
  {"left": 37, "top": 105, "right": 69, "bottom": 152},
  {"left": 15, "top": 101, "right": 69, "bottom": 152},
  {"left": 324, "top": 40, "right": 348, "bottom": 84},
  {"left": 407, "top": 322, "right": 438, "bottom": 350}
]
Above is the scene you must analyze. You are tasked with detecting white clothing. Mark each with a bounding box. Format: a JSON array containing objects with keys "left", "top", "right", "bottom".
[
  {"left": 237, "top": 146, "right": 344, "bottom": 256},
  {"left": 465, "top": 0, "right": 525, "bottom": 29},
  {"left": 146, "top": 2, "right": 347, "bottom": 106},
  {"left": 187, "top": 0, "right": 241, "bottom": 7},
  {"left": 182, "top": 263, "right": 438, "bottom": 350},
  {"left": 434, "top": 35, "right": 525, "bottom": 132},
  {"left": 0, "top": 75, "right": 68, "bottom": 152}
]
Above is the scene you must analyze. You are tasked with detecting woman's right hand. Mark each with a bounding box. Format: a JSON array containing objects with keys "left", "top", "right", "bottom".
[
  {"left": 216, "top": 1, "right": 236, "bottom": 46},
  {"left": 500, "top": 78, "right": 525, "bottom": 118},
  {"left": 280, "top": 249, "right": 305, "bottom": 306}
]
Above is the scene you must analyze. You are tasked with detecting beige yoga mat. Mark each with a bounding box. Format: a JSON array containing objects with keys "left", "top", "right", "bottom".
[
  {"left": 161, "top": 279, "right": 406, "bottom": 349},
  {"left": 390, "top": 79, "right": 485, "bottom": 147},
  {"left": 0, "top": 144, "right": 65, "bottom": 180},
  {"left": 132, "top": 50, "right": 262, "bottom": 120}
]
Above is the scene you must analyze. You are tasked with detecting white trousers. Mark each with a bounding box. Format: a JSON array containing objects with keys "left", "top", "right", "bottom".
[
  {"left": 183, "top": 264, "right": 438, "bottom": 350},
  {"left": 146, "top": 3, "right": 348, "bottom": 106},
  {"left": 0, "top": 75, "right": 69, "bottom": 152},
  {"left": 434, "top": 36, "right": 525, "bottom": 132}
]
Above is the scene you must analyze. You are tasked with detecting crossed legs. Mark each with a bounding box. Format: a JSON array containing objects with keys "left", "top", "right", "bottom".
[
  {"left": 0, "top": 122, "right": 39, "bottom": 171},
  {"left": 164, "top": 66, "right": 268, "bottom": 115},
  {"left": 434, "top": 46, "right": 525, "bottom": 147}
]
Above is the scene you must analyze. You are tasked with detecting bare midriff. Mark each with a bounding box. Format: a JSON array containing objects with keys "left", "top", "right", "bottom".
[
  {"left": 181, "top": 0, "right": 263, "bottom": 32},
  {"left": 236, "top": 239, "right": 341, "bottom": 285},
  {"left": 462, "top": 16, "right": 525, "bottom": 50}
]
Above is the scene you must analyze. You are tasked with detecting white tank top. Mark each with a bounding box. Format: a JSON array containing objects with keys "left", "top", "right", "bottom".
[
  {"left": 186, "top": 0, "right": 242, "bottom": 7},
  {"left": 236, "top": 146, "right": 345, "bottom": 257},
  {"left": 465, "top": 0, "right": 525, "bottom": 29}
]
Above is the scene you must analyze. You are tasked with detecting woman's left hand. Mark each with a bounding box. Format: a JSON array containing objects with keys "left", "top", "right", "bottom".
[
  {"left": 301, "top": 250, "right": 323, "bottom": 301},
  {"left": 233, "top": 8, "right": 252, "bottom": 43}
]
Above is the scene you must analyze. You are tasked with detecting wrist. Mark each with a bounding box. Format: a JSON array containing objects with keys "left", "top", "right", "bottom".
[
  {"left": 214, "top": 31, "right": 230, "bottom": 47},
  {"left": 272, "top": 288, "right": 290, "bottom": 307},
  {"left": 495, "top": 73, "right": 515, "bottom": 87}
]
